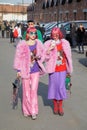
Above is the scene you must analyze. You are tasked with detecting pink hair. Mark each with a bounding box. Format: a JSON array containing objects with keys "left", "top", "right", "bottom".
[
  {"left": 51, "top": 27, "right": 63, "bottom": 39},
  {"left": 27, "top": 27, "right": 37, "bottom": 33},
  {"left": 26, "top": 27, "right": 37, "bottom": 40}
]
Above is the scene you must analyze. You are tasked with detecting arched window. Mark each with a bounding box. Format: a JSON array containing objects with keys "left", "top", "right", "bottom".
[
  {"left": 27, "top": 7, "right": 29, "bottom": 12},
  {"left": 61, "top": 0, "right": 66, "bottom": 5},
  {"left": 46, "top": 0, "right": 49, "bottom": 8},
  {"left": 66, "top": 13, "right": 68, "bottom": 21},
  {"left": 56, "top": 0, "right": 59, "bottom": 6},
  {"left": 73, "top": 12, "right": 77, "bottom": 20},
  {"left": 42, "top": 2, "right": 45, "bottom": 9},
  {"left": 27, "top": 5, "right": 34, "bottom": 11},
  {"left": 84, "top": 12, "right": 87, "bottom": 20},
  {"left": 76, "top": 0, "right": 81, "bottom": 2},
  {"left": 83, "top": 9, "right": 87, "bottom": 20},
  {"left": 51, "top": 0, "right": 54, "bottom": 7},
  {"left": 68, "top": 0, "right": 73, "bottom": 4}
]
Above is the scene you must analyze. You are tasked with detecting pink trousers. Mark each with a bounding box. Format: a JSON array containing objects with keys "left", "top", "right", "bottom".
[{"left": 22, "top": 72, "right": 39, "bottom": 116}]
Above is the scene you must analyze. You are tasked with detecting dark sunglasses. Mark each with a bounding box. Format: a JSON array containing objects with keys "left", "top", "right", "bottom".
[
  {"left": 28, "top": 23, "right": 34, "bottom": 25},
  {"left": 29, "top": 32, "right": 37, "bottom": 35}
]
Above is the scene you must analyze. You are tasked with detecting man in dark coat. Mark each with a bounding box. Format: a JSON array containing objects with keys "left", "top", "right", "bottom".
[{"left": 76, "top": 24, "right": 85, "bottom": 53}]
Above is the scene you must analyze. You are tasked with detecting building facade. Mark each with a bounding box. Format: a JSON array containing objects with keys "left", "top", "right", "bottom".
[
  {"left": 27, "top": 0, "right": 87, "bottom": 23},
  {"left": 0, "top": 3, "right": 28, "bottom": 21}
]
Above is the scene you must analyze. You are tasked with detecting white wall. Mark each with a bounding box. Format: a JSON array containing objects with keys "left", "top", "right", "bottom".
[{"left": 3, "top": 13, "right": 27, "bottom": 21}]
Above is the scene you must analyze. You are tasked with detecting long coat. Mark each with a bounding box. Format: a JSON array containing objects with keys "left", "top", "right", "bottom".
[
  {"left": 76, "top": 27, "right": 85, "bottom": 43},
  {"left": 44, "top": 39, "right": 73, "bottom": 74},
  {"left": 13, "top": 39, "right": 46, "bottom": 78}
]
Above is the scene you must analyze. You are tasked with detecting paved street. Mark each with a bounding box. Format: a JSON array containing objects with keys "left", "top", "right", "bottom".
[{"left": 0, "top": 38, "right": 87, "bottom": 130}]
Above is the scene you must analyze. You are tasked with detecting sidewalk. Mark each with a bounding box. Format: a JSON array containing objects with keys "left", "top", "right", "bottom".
[
  {"left": 0, "top": 38, "right": 87, "bottom": 130},
  {"left": 72, "top": 46, "right": 87, "bottom": 67}
]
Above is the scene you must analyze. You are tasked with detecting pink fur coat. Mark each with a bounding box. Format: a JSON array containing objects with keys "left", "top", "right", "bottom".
[
  {"left": 44, "top": 39, "right": 73, "bottom": 74},
  {"left": 13, "top": 39, "right": 46, "bottom": 78}
]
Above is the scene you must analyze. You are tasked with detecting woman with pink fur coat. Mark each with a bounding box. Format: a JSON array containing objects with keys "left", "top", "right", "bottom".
[
  {"left": 13, "top": 27, "right": 46, "bottom": 120},
  {"left": 44, "top": 27, "right": 73, "bottom": 116}
]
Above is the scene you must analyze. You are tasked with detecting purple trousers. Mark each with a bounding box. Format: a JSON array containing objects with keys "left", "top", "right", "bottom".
[{"left": 48, "top": 71, "right": 67, "bottom": 100}]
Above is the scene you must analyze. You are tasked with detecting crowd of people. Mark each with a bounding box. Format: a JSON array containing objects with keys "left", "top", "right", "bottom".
[
  {"left": 13, "top": 19, "right": 73, "bottom": 120},
  {"left": 0, "top": 20, "right": 86, "bottom": 55},
  {"left": 0, "top": 20, "right": 45, "bottom": 44}
]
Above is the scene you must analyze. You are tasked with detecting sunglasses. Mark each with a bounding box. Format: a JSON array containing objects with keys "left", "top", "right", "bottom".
[
  {"left": 29, "top": 32, "right": 37, "bottom": 35},
  {"left": 28, "top": 23, "right": 34, "bottom": 26}
]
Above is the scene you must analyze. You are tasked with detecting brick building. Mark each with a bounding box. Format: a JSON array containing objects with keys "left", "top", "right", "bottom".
[
  {"left": 0, "top": 3, "right": 28, "bottom": 21},
  {"left": 27, "top": 0, "right": 87, "bottom": 23}
]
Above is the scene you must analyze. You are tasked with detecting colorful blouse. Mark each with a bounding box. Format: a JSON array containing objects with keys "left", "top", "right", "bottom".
[
  {"left": 29, "top": 43, "right": 39, "bottom": 73},
  {"left": 55, "top": 42, "right": 67, "bottom": 72}
]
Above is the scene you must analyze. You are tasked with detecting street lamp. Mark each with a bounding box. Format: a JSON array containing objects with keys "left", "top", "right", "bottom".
[
  {"left": 22, "top": 0, "right": 24, "bottom": 21},
  {"left": 32, "top": 0, "right": 34, "bottom": 20}
]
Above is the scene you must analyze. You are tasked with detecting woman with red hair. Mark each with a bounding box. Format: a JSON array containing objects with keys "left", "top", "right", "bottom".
[
  {"left": 13, "top": 27, "right": 46, "bottom": 120},
  {"left": 44, "top": 27, "right": 73, "bottom": 116}
]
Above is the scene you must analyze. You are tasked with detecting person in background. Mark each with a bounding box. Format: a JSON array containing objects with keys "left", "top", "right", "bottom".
[
  {"left": 35, "top": 22, "right": 45, "bottom": 39},
  {"left": 6, "top": 22, "right": 10, "bottom": 38},
  {"left": 41, "top": 24, "right": 45, "bottom": 38},
  {"left": 35, "top": 22, "right": 42, "bottom": 33},
  {"left": 44, "top": 27, "right": 73, "bottom": 116},
  {"left": 22, "top": 20, "right": 43, "bottom": 42},
  {"left": 76, "top": 23, "right": 85, "bottom": 54},
  {"left": 9, "top": 22, "right": 15, "bottom": 43},
  {"left": 13, "top": 23, "right": 22, "bottom": 47},
  {"left": 70, "top": 22, "right": 77, "bottom": 48},
  {"left": 1, "top": 21, "right": 5, "bottom": 38},
  {"left": 21, "top": 23, "right": 28, "bottom": 37},
  {"left": 13, "top": 27, "right": 46, "bottom": 120},
  {"left": 60, "top": 24, "right": 66, "bottom": 39}
]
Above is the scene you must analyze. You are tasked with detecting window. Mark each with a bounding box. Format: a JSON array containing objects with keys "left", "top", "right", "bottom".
[
  {"left": 73, "top": 12, "right": 76, "bottom": 20},
  {"left": 84, "top": 12, "right": 87, "bottom": 20},
  {"left": 66, "top": 12, "right": 69, "bottom": 21},
  {"left": 64, "top": 24, "right": 70, "bottom": 32},
  {"left": 60, "top": 13, "right": 62, "bottom": 22}
]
